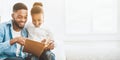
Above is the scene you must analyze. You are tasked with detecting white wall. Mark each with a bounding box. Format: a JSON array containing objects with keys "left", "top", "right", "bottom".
[
  {"left": 1, "top": 0, "right": 120, "bottom": 42},
  {"left": 64, "top": 0, "right": 120, "bottom": 42}
]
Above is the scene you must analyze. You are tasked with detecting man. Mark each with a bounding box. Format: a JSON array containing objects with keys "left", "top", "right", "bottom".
[{"left": 0, "top": 3, "right": 28, "bottom": 60}]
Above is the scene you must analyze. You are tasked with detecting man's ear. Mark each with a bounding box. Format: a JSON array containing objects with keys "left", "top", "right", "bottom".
[{"left": 11, "top": 13, "right": 14, "bottom": 19}]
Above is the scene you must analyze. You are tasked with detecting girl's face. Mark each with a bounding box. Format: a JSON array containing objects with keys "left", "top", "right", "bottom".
[{"left": 32, "top": 13, "right": 44, "bottom": 27}]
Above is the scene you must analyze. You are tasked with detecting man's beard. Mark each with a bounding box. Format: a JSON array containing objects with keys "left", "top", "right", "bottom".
[{"left": 13, "top": 20, "right": 24, "bottom": 29}]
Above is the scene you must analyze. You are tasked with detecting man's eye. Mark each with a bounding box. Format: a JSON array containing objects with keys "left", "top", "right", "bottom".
[{"left": 17, "top": 16, "right": 22, "bottom": 19}]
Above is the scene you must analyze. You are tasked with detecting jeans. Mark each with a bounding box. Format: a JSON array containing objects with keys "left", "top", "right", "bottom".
[
  {"left": 4, "top": 57, "right": 24, "bottom": 60},
  {"left": 31, "top": 51, "right": 55, "bottom": 60}
]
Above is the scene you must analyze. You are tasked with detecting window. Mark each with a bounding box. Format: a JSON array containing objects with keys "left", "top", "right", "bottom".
[{"left": 65, "top": 0, "right": 117, "bottom": 34}]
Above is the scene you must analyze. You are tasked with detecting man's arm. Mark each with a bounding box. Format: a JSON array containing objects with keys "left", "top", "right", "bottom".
[
  {"left": 10, "top": 39, "right": 17, "bottom": 45},
  {"left": 0, "top": 33, "right": 25, "bottom": 53},
  {"left": 0, "top": 29, "right": 11, "bottom": 53},
  {"left": 0, "top": 37, "right": 25, "bottom": 53},
  {"left": 10, "top": 37, "right": 26, "bottom": 46}
]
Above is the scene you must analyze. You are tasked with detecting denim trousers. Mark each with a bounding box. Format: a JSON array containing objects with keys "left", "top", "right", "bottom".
[{"left": 31, "top": 50, "right": 55, "bottom": 60}]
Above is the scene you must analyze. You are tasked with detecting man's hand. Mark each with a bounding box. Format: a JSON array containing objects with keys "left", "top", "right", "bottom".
[
  {"left": 10, "top": 37, "right": 26, "bottom": 46},
  {"left": 16, "top": 37, "right": 26, "bottom": 46}
]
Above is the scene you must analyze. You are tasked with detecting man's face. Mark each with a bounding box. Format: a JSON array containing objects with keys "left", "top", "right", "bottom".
[
  {"left": 32, "top": 13, "right": 44, "bottom": 27},
  {"left": 12, "top": 9, "right": 28, "bottom": 29}
]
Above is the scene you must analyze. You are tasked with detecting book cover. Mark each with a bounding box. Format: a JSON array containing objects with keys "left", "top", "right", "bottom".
[{"left": 23, "top": 39, "right": 45, "bottom": 57}]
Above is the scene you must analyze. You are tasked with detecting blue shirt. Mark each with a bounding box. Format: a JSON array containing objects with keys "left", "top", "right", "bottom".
[{"left": 0, "top": 20, "right": 28, "bottom": 60}]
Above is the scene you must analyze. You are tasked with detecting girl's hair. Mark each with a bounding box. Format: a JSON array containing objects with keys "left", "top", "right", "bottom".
[
  {"left": 33, "top": 2, "right": 43, "bottom": 7},
  {"left": 31, "top": 2, "right": 43, "bottom": 15},
  {"left": 31, "top": 6, "right": 43, "bottom": 15}
]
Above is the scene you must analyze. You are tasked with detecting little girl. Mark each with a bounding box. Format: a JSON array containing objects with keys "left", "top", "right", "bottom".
[{"left": 26, "top": 2, "right": 55, "bottom": 60}]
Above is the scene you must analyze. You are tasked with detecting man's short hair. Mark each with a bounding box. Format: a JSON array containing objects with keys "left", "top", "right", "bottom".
[
  {"left": 33, "top": 2, "right": 43, "bottom": 7},
  {"left": 13, "top": 3, "right": 28, "bottom": 12},
  {"left": 31, "top": 6, "right": 43, "bottom": 15}
]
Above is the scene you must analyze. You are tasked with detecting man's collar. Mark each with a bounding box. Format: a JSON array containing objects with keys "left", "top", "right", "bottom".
[{"left": 6, "top": 20, "right": 13, "bottom": 26}]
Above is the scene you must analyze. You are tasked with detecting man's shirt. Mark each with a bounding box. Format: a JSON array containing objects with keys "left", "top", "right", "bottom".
[{"left": 0, "top": 20, "right": 28, "bottom": 60}]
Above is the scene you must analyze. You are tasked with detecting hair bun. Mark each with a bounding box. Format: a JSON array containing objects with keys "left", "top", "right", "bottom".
[{"left": 33, "top": 2, "right": 43, "bottom": 7}]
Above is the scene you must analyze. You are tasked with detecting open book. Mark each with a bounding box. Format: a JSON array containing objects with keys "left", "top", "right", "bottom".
[{"left": 23, "top": 39, "right": 45, "bottom": 57}]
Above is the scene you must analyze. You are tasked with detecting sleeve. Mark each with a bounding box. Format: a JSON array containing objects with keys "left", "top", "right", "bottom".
[
  {"left": 0, "top": 25, "right": 11, "bottom": 53},
  {"left": 46, "top": 28, "right": 58, "bottom": 46},
  {"left": 46, "top": 29, "right": 54, "bottom": 40}
]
